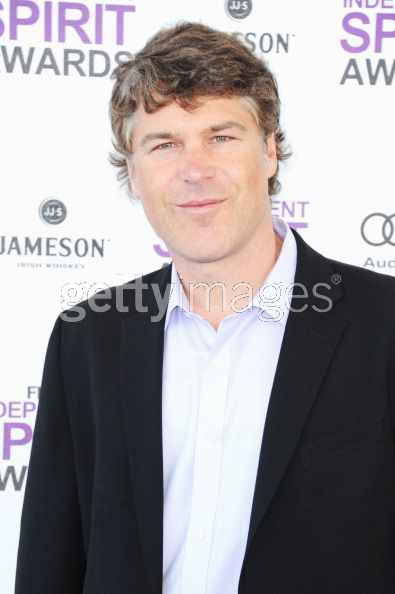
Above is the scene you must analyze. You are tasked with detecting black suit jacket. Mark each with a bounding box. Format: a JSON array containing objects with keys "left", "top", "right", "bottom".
[{"left": 15, "top": 229, "right": 395, "bottom": 594}]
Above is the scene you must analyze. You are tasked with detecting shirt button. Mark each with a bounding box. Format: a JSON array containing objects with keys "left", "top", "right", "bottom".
[
  {"left": 194, "top": 531, "right": 206, "bottom": 541},
  {"left": 211, "top": 359, "right": 220, "bottom": 370}
]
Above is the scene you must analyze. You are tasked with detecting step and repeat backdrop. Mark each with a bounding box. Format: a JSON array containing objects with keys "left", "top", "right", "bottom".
[{"left": 1, "top": 0, "right": 394, "bottom": 591}]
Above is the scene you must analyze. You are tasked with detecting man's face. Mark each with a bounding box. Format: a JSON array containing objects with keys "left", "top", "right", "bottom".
[{"left": 128, "top": 96, "right": 277, "bottom": 265}]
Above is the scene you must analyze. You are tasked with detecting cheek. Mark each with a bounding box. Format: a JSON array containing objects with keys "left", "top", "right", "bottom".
[
  {"left": 131, "top": 175, "right": 155, "bottom": 208},
  {"left": 136, "top": 172, "right": 169, "bottom": 230},
  {"left": 246, "top": 152, "right": 269, "bottom": 184},
  {"left": 134, "top": 160, "right": 171, "bottom": 197},
  {"left": 226, "top": 156, "right": 266, "bottom": 190},
  {"left": 228, "top": 143, "right": 266, "bottom": 172}
]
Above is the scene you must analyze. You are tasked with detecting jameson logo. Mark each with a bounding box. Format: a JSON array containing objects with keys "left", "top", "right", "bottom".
[
  {"left": 224, "top": 0, "right": 294, "bottom": 54},
  {"left": 0, "top": 236, "right": 106, "bottom": 257},
  {"left": 231, "top": 30, "right": 293, "bottom": 54},
  {"left": 340, "top": 0, "right": 395, "bottom": 85},
  {"left": 225, "top": 0, "right": 253, "bottom": 21},
  {"left": 39, "top": 198, "right": 67, "bottom": 225},
  {"left": 1, "top": 199, "right": 110, "bottom": 268},
  {"left": 0, "top": 0, "right": 135, "bottom": 77}
]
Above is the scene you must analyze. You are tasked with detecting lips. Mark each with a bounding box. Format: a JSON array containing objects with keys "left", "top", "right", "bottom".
[{"left": 179, "top": 199, "right": 225, "bottom": 207}]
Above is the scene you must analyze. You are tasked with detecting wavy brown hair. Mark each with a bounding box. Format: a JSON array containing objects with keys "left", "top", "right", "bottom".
[{"left": 109, "top": 21, "right": 291, "bottom": 197}]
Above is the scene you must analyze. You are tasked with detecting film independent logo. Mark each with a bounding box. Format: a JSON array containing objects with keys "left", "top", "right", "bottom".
[
  {"left": 225, "top": 0, "right": 253, "bottom": 20},
  {"left": 361, "top": 213, "right": 395, "bottom": 246},
  {"left": 39, "top": 198, "right": 67, "bottom": 226}
]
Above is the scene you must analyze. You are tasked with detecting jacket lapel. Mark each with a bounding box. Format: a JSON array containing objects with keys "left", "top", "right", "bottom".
[
  {"left": 244, "top": 230, "right": 347, "bottom": 556},
  {"left": 119, "top": 264, "right": 172, "bottom": 594}
]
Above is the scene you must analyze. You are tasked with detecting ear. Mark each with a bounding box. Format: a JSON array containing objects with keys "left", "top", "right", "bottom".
[{"left": 265, "top": 133, "right": 278, "bottom": 179}]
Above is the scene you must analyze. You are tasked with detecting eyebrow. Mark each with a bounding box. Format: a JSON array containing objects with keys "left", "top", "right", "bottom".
[{"left": 139, "top": 120, "right": 248, "bottom": 148}]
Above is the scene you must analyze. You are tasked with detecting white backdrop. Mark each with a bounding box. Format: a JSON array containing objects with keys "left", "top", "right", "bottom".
[{"left": 1, "top": 0, "right": 394, "bottom": 591}]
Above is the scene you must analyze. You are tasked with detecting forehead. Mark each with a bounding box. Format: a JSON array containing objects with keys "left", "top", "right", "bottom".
[{"left": 132, "top": 96, "right": 259, "bottom": 138}]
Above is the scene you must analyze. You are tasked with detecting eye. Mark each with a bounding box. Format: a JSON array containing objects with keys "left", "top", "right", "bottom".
[
  {"left": 152, "top": 142, "right": 175, "bottom": 151},
  {"left": 213, "top": 135, "right": 234, "bottom": 143}
]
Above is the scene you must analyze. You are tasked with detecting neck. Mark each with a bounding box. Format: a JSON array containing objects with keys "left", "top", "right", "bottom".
[{"left": 169, "top": 219, "right": 283, "bottom": 331}]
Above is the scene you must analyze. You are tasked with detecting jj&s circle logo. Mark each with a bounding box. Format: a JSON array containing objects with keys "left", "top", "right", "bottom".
[
  {"left": 39, "top": 198, "right": 67, "bottom": 226},
  {"left": 225, "top": 0, "right": 253, "bottom": 20},
  {"left": 361, "top": 213, "right": 395, "bottom": 247}
]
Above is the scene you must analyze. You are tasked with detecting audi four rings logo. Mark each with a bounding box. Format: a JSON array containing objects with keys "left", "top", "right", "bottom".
[{"left": 361, "top": 213, "right": 395, "bottom": 246}]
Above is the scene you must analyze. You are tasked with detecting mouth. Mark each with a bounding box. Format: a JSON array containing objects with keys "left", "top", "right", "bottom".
[{"left": 178, "top": 199, "right": 226, "bottom": 210}]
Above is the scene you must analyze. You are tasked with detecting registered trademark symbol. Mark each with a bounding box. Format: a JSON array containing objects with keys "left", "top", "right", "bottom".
[{"left": 331, "top": 273, "right": 342, "bottom": 284}]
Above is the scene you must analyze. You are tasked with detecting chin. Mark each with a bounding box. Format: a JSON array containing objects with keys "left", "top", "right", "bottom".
[
  {"left": 182, "top": 249, "right": 226, "bottom": 265},
  {"left": 168, "top": 240, "right": 229, "bottom": 265}
]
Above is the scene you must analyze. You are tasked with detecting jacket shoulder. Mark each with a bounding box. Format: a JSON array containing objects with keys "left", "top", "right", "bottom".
[
  {"left": 58, "top": 263, "right": 171, "bottom": 331},
  {"left": 328, "top": 256, "right": 395, "bottom": 294},
  {"left": 325, "top": 257, "right": 395, "bottom": 328}
]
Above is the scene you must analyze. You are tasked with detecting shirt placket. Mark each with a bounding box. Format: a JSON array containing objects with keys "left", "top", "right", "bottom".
[{"left": 179, "top": 348, "right": 230, "bottom": 594}]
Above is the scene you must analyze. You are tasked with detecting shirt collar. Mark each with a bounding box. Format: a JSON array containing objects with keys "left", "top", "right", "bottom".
[
  {"left": 164, "top": 215, "right": 297, "bottom": 330},
  {"left": 165, "top": 263, "right": 191, "bottom": 331}
]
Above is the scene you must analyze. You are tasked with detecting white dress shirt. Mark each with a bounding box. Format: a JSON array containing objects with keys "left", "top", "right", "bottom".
[{"left": 162, "top": 216, "right": 297, "bottom": 594}]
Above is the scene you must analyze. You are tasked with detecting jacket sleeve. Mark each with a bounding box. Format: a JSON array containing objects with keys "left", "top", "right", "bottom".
[
  {"left": 391, "top": 332, "right": 395, "bottom": 445},
  {"left": 14, "top": 316, "right": 86, "bottom": 594}
]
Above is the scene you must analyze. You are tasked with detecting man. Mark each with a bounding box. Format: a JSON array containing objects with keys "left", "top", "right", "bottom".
[{"left": 15, "top": 22, "right": 395, "bottom": 594}]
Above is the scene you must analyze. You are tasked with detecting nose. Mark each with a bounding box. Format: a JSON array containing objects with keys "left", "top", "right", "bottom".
[{"left": 177, "top": 144, "right": 216, "bottom": 184}]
